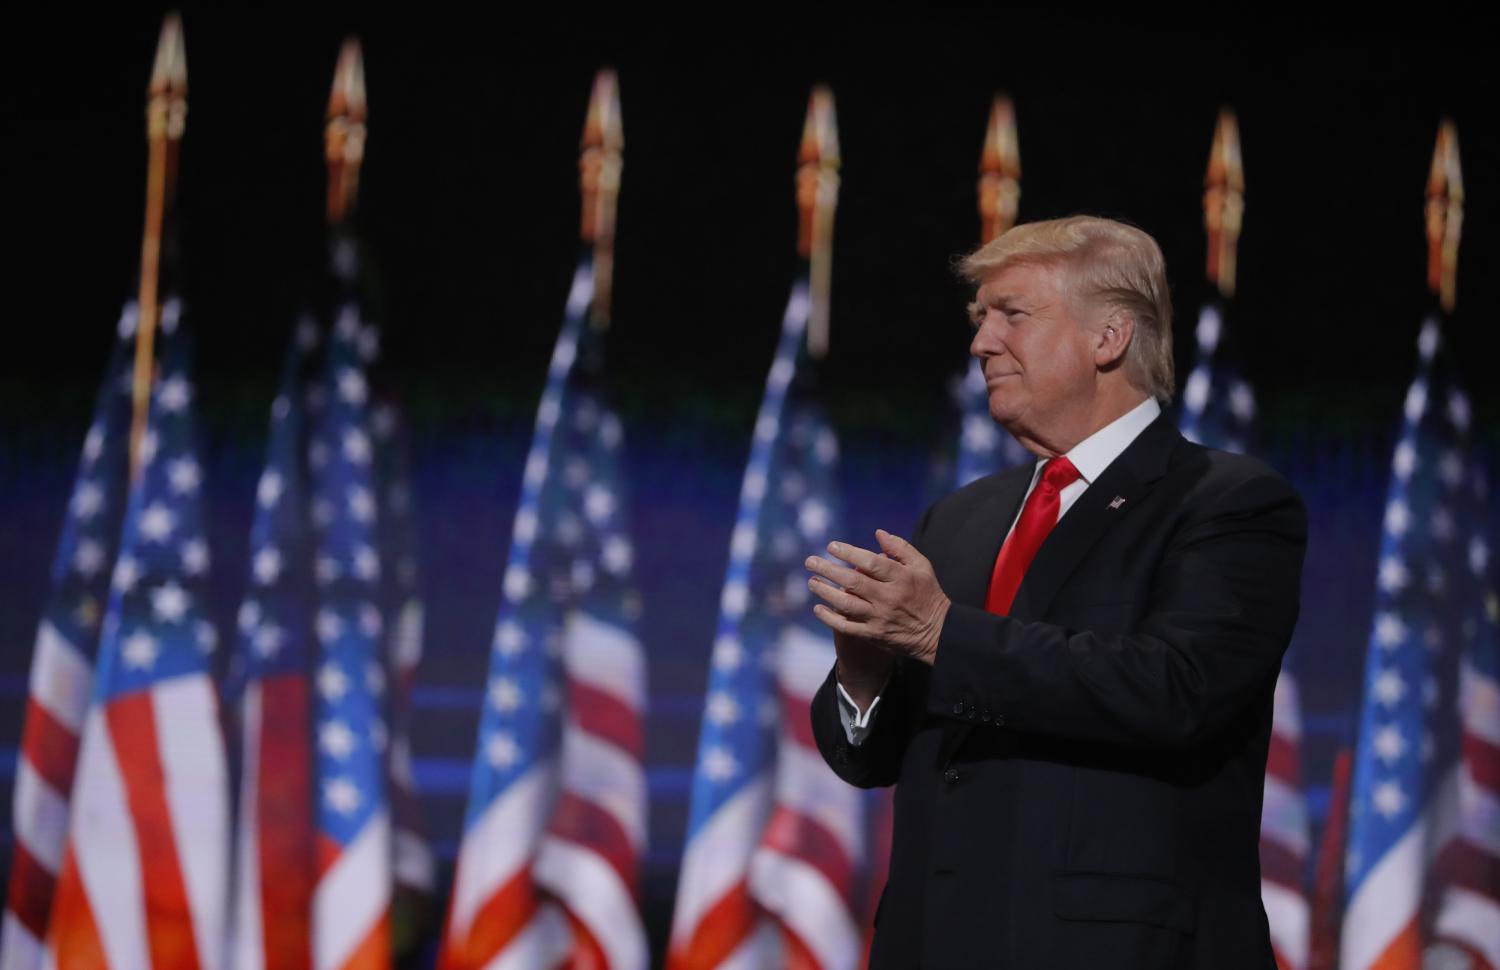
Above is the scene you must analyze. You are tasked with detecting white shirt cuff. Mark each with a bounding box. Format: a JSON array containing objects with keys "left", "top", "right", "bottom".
[{"left": 835, "top": 672, "right": 889, "bottom": 746}]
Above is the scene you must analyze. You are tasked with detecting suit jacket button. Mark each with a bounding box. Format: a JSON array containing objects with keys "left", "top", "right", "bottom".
[
  {"left": 980, "top": 709, "right": 991, "bottom": 722},
  {"left": 952, "top": 701, "right": 965, "bottom": 715},
  {"left": 966, "top": 706, "right": 977, "bottom": 720},
  {"left": 943, "top": 768, "right": 959, "bottom": 784},
  {"left": 994, "top": 713, "right": 1006, "bottom": 727}
]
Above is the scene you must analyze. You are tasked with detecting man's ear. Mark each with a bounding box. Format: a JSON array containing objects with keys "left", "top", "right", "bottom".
[{"left": 1094, "top": 310, "right": 1133, "bottom": 368}]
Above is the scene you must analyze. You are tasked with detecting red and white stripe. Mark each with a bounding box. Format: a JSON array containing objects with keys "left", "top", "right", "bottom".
[
  {"left": 312, "top": 810, "right": 391, "bottom": 970},
  {"left": 535, "top": 610, "right": 649, "bottom": 970},
  {"left": 230, "top": 676, "right": 314, "bottom": 970},
  {"left": 439, "top": 765, "right": 567, "bottom": 970},
  {"left": 2, "top": 621, "right": 92, "bottom": 970},
  {"left": 1431, "top": 657, "right": 1500, "bottom": 969},
  {"left": 749, "top": 625, "right": 864, "bottom": 970},
  {"left": 667, "top": 774, "right": 774, "bottom": 970},
  {"left": 43, "top": 677, "right": 229, "bottom": 970},
  {"left": 1261, "top": 672, "right": 1311, "bottom": 970}
]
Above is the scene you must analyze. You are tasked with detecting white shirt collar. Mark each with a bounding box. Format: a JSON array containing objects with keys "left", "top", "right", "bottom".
[{"left": 1033, "top": 396, "right": 1162, "bottom": 486}]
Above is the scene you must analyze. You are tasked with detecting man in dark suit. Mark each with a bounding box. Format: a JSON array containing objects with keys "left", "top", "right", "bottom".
[{"left": 805, "top": 216, "right": 1306, "bottom": 969}]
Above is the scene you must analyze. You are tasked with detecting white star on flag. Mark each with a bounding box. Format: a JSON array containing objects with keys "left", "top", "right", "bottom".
[
  {"left": 324, "top": 777, "right": 361, "bottom": 815},
  {"left": 253, "top": 624, "right": 284, "bottom": 659},
  {"left": 1372, "top": 724, "right": 1407, "bottom": 766},
  {"left": 72, "top": 481, "right": 104, "bottom": 520},
  {"left": 320, "top": 720, "right": 357, "bottom": 759},
  {"left": 151, "top": 582, "right": 191, "bottom": 623},
  {"left": 253, "top": 547, "right": 282, "bottom": 585},
  {"left": 485, "top": 732, "right": 521, "bottom": 769},
  {"left": 180, "top": 538, "right": 209, "bottom": 576},
  {"left": 318, "top": 663, "right": 350, "bottom": 700},
  {"left": 353, "top": 545, "right": 380, "bottom": 580},
  {"left": 316, "top": 609, "right": 343, "bottom": 644},
  {"left": 257, "top": 471, "right": 284, "bottom": 508},
  {"left": 1377, "top": 556, "right": 1410, "bottom": 593},
  {"left": 156, "top": 375, "right": 192, "bottom": 413},
  {"left": 138, "top": 503, "right": 176, "bottom": 543},
  {"left": 167, "top": 457, "right": 201, "bottom": 495},
  {"left": 347, "top": 485, "right": 375, "bottom": 522},
  {"left": 1372, "top": 669, "right": 1407, "bottom": 708},
  {"left": 122, "top": 630, "right": 160, "bottom": 670},
  {"left": 73, "top": 540, "right": 106, "bottom": 577},
  {"left": 337, "top": 368, "right": 367, "bottom": 404},
  {"left": 342, "top": 429, "right": 372, "bottom": 465},
  {"left": 705, "top": 692, "right": 740, "bottom": 726},
  {"left": 1371, "top": 781, "right": 1407, "bottom": 820},
  {"left": 712, "top": 636, "right": 744, "bottom": 671},
  {"left": 584, "top": 485, "right": 615, "bottom": 523},
  {"left": 703, "top": 746, "right": 738, "bottom": 782},
  {"left": 488, "top": 677, "right": 522, "bottom": 712},
  {"left": 1374, "top": 613, "right": 1407, "bottom": 650},
  {"left": 494, "top": 622, "right": 525, "bottom": 657},
  {"left": 113, "top": 555, "right": 142, "bottom": 593}
]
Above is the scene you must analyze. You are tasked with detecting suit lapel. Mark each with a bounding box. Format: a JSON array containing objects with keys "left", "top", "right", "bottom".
[
  {"left": 1008, "top": 414, "right": 1180, "bottom": 621},
  {"left": 945, "top": 465, "right": 1033, "bottom": 608}
]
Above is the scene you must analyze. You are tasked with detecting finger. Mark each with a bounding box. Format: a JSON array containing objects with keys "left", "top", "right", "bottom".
[
  {"left": 807, "top": 576, "right": 873, "bottom": 619},
  {"left": 813, "top": 603, "right": 870, "bottom": 637},
  {"left": 874, "top": 529, "right": 922, "bottom": 565},
  {"left": 804, "top": 555, "right": 863, "bottom": 590},
  {"left": 827, "top": 541, "right": 898, "bottom": 580}
]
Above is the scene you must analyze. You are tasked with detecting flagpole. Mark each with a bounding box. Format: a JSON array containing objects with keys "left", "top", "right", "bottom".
[
  {"left": 1203, "top": 108, "right": 1243, "bottom": 299},
  {"left": 1424, "top": 119, "right": 1462, "bottom": 313},
  {"left": 580, "top": 68, "right": 623, "bottom": 329},
  {"left": 128, "top": 13, "right": 187, "bottom": 481},
  {"left": 797, "top": 86, "right": 839, "bottom": 360},
  {"left": 326, "top": 38, "right": 367, "bottom": 229},
  {"left": 978, "top": 94, "right": 1020, "bottom": 245}
]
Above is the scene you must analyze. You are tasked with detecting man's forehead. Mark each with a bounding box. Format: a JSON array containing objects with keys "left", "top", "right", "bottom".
[{"left": 977, "top": 261, "right": 1064, "bottom": 302}]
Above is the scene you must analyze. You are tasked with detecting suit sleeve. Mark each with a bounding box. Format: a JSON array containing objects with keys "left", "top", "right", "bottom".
[
  {"left": 809, "top": 505, "right": 937, "bottom": 787},
  {"left": 925, "top": 468, "right": 1307, "bottom": 751}
]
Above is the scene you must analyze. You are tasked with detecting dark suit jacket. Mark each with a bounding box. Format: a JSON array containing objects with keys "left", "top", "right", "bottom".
[{"left": 810, "top": 414, "right": 1308, "bottom": 970}]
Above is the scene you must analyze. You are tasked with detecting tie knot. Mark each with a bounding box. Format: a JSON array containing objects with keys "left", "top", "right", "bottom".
[{"left": 1040, "top": 456, "right": 1081, "bottom": 491}]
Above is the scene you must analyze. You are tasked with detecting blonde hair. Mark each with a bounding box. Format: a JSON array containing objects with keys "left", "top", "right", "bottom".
[{"left": 960, "top": 215, "right": 1174, "bottom": 402}]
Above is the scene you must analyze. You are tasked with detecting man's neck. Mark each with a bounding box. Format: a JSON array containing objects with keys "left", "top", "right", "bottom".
[{"left": 1014, "top": 390, "right": 1154, "bottom": 458}]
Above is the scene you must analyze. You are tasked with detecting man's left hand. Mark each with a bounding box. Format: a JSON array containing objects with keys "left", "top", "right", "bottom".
[{"left": 806, "top": 529, "right": 952, "bottom": 666}]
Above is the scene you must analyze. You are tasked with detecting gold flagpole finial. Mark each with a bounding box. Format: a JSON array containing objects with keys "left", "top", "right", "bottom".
[
  {"left": 580, "top": 68, "right": 624, "bottom": 328},
  {"left": 325, "top": 38, "right": 368, "bottom": 227},
  {"left": 797, "top": 85, "right": 840, "bottom": 360},
  {"left": 129, "top": 12, "right": 189, "bottom": 481},
  {"left": 1425, "top": 119, "right": 1463, "bottom": 313},
  {"left": 978, "top": 94, "right": 1021, "bottom": 244},
  {"left": 1203, "top": 108, "right": 1244, "bottom": 299}
]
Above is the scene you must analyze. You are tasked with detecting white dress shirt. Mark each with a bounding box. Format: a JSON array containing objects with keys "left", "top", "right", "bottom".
[{"left": 835, "top": 396, "right": 1163, "bottom": 745}]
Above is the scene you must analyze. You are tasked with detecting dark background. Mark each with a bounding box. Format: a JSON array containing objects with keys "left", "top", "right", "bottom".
[{"left": 2, "top": 12, "right": 1497, "bottom": 964}]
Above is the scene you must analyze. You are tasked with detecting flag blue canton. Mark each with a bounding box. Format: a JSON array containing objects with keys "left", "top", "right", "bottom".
[
  {"left": 1178, "top": 302, "right": 1257, "bottom": 453},
  {"left": 462, "top": 262, "right": 644, "bottom": 826},
  {"left": 39, "top": 303, "right": 141, "bottom": 663},
  {"left": 229, "top": 316, "right": 320, "bottom": 693},
  {"left": 95, "top": 299, "right": 219, "bottom": 700},
  {"left": 310, "top": 300, "right": 388, "bottom": 849},
  {"left": 1344, "top": 317, "right": 1483, "bottom": 895},
  {"left": 685, "top": 280, "right": 841, "bottom": 837}
]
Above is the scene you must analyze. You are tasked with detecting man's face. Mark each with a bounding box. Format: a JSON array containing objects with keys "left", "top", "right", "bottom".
[{"left": 969, "top": 261, "right": 1102, "bottom": 447}]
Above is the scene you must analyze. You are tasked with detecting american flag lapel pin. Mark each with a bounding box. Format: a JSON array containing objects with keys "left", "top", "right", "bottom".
[{"left": 1109, "top": 495, "right": 1126, "bottom": 510}]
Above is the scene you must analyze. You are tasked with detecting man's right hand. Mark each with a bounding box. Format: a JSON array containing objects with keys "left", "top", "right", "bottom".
[{"left": 834, "top": 630, "right": 894, "bottom": 715}]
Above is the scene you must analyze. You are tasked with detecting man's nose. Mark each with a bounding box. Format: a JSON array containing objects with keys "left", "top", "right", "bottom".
[{"left": 971, "top": 320, "right": 1002, "bottom": 359}]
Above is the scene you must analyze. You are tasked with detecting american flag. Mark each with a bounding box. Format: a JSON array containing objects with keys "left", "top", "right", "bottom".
[
  {"left": 44, "top": 299, "right": 232, "bottom": 969},
  {"left": 306, "top": 280, "right": 395, "bottom": 970},
  {"left": 440, "top": 260, "right": 648, "bottom": 970},
  {"left": 227, "top": 316, "right": 320, "bottom": 970},
  {"left": 1178, "top": 299, "right": 1311, "bottom": 970},
  {"left": 669, "top": 280, "right": 865, "bottom": 970},
  {"left": 1340, "top": 318, "right": 1500, "bottom": 970},
  {"left": 1, "top": 304, "right": 140, "bottom": 970}
]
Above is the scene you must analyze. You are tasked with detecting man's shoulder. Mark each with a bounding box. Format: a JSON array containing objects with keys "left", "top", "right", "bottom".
[{"left": 1166, "top": 440, "right": 1306, "bottom": 532}]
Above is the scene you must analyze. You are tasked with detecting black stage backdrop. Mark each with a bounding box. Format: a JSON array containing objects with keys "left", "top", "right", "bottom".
[{"left": 2, "top": 12, "right": 1497, "bottom": 964}]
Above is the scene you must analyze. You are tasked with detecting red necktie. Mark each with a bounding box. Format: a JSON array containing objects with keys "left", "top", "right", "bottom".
[{"left": 984, "top": 456, "right": 1082, "bottom": 615}]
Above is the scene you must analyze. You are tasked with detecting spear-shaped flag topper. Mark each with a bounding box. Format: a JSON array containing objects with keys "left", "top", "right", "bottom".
[
  {"left": 797, "top": 85, "right": 840, "bottom": 360},
  {"left": 580, "top": 68, "right": 624, "bottom": 328},
  {"left": 326, "top": 38, "right": 368, "bottom": 228},
  {"left": 1425, "top": 118, "right": 1463, "bottom": 313},
  {"left": 1203, "top": 108, "right": 1244, "bottom": 298},
  {"left": 128, "top": 12, "right": 187, "bottom": 481},
  {"left": 978, "top": 93, "right": 1020, "bottom": 244}
]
